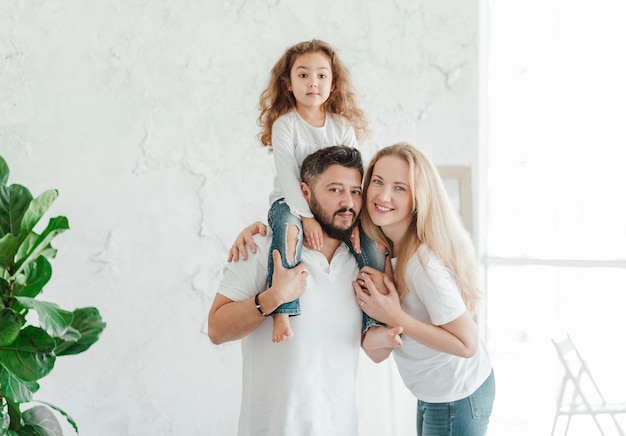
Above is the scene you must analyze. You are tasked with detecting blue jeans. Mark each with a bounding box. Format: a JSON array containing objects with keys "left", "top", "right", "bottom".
[
  {"left": 267, "top": 199, "right": 304, "bottom": 316},
  {"left": 416, "top": 370, "right": 495, "bottom": 436},
  {"left": 346, "top": 224, "right": 387, "bottom": 332},
  {"left": 266, "top": 199, "right": 387, "bottom": 319}
]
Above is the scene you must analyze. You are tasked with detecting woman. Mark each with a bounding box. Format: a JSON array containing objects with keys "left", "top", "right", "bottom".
[{"left": 354, "top": 142, "right": 494, "bottom": 436}]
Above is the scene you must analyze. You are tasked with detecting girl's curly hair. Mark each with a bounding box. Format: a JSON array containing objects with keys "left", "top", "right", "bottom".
[{"left": 258, "top": 39, "right": 369, "bottom": 147}]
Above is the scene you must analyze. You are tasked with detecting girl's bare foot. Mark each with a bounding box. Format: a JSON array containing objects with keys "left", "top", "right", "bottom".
[
  {"left": 363, "top": 326, "right": 403, "bottom": 351},
  {"left": 272, "top": 314, "right": 294, "bottom": 343}
]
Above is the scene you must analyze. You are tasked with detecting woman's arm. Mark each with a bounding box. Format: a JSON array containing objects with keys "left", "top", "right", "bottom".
[
  {"left": 355, "top": 274, "right": 477, "bottom": 358},
  {"left": 393, "top": 309, "right": 478, "bottom": 358}
]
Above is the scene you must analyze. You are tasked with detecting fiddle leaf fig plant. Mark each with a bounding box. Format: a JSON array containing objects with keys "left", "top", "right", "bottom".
[{"left": 0, "top": 155, "right": 106, "bottom": 435}]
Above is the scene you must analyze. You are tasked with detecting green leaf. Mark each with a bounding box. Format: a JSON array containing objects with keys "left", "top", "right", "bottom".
[
  {"left": 14, "top": 239, "right": 58, "bottom": 267},
  {"left": 6, "top": 397, "right": 23, "bottom": 432},
  {"left": 0, "top": 363, "right": 40, "bottom": 403},
  {"left": 0, "top": 156, "right": 8, "bottom": 186},
  {"left": 0, "top": 278, "right": 8, "bottom": 303},
  {"left": 0, "top": 233, "right": 20, "bottom": 270},
  {"left": 34, "top": 401, "right": 78, "bottom": 435},
  {"left": 13, "top": 233, "right": 36, "bottom": 264},
  {"left": 21, "top": 405, "right": 62, "bottom": 436},
  {"left": 12, "top": 256, "right": 52, "bottom": 299},
  {"left": 0, "top": 308, "right": 22, "bottom": 346},
  {"left": 1, "top": 398, "right": 10, "bottom": 434},
  {"left": 13, "top": 216, "right": 69, "bottom": 278},
  {"left": 0, "top": 184, "right": 33, "bottom": 237},
  {"left": 0, "top": 326, "right": 56, "bottom": 381},
  {"left": 14, "top": 298, "right": 78, "bottom": 341},
  {"left": 19, "top": 190, "right": 58, "bottom": 238},
  {"left": 55, "top": 307, "right": 106, "bottom": 356}
]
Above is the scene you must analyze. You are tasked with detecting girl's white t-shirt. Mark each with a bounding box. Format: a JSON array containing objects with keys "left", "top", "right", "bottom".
[
  {"left": 392, "top": 244, "right": 492, "bottom": 403},
  {"left": 269, "top": 110, "right": 357, "bottom": 218}
]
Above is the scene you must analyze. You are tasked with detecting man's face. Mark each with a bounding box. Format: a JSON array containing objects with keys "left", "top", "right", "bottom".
[{"left": 305, "top": 164, "right": 363, "bottom": 241}]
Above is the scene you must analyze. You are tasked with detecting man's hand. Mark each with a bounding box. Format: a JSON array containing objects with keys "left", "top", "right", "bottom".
[
  {"left": 208, "top": 250, "right": 308, "bottom": 345},
  {"left": 266, "top": 250, "right": 308, "bottom": 306}
]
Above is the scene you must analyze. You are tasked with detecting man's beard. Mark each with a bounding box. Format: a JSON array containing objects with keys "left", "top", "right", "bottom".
[{"left": 309, "top": 194, "right": 358, "bottom": 242}]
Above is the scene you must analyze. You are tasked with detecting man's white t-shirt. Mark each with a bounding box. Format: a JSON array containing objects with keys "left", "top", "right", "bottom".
[
  {"left": 218, "top": 233, "right": 362, "bottom": 436},
  {"left": 269, "top": 110, "right": 357, "bottom": 218}
]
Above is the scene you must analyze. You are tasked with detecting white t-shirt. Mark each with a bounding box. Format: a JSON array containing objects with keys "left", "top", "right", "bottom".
[
  {"left": 269, "top": 110, "right": 358, "bottom": 218},
  {"left": 217, "top": 233, "right": 362, "bottom": 436},
  {"left": 392, "top": 244, "right": 492, "bottom": 403}
]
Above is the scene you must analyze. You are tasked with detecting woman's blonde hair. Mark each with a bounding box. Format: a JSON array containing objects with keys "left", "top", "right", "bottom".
[
  {"left": 360, "top": 142, "right": 481, "bottom": 314},
  {"left": 257, "top": 39, "right": 369, "bottom": 147}
]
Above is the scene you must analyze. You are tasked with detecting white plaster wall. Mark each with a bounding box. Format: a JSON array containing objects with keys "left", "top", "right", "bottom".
[{"left": 0, "top": 1, "right": 478, "bottom": 435}]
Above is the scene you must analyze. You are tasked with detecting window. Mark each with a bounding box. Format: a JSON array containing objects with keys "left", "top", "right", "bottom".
[{"left": 484, "top": 1, "right": 626, "bottom": 433}]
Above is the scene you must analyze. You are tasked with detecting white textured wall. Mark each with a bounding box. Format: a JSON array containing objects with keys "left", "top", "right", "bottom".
[{"left": 0, "top": 1, "right": 479, "bottom": 435}]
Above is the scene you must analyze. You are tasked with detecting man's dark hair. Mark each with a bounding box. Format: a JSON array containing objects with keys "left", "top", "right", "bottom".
[{"left": 300, "top": 146, "right": 364, "bottom": 186}]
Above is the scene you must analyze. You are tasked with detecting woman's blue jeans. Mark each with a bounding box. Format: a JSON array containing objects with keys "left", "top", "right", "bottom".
[{"left": 416, "top": 370, "right": 495, "bottom": 436}]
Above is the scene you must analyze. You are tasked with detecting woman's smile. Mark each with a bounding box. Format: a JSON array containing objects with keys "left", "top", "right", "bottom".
[
  {"left": 373, "top": 203, "right": 393, "bottom": 213},
  {"left": 366, "top": 156, "right": 412, "bottom": 229}
]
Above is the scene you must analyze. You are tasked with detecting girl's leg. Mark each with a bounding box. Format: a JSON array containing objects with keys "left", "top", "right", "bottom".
[
  {"left": 349, "top": 223, "right": 387, "bottom": 271},
  {"left": 347, "top": 223, "right": 388, "bottom": 332},
  {"left": 267, "top": 199, "right": 303, "bottom": 343},
  {"left": 272, "top": 314, "right": 292, "bottom": 343},
  {"left": 362, "top": 325, "right": 403, "bottom": 351}
]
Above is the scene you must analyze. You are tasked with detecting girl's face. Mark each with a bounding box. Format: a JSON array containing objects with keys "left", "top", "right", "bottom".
[
  {"left": 366, "top": 155, "right": 414, "bottom": 235},
  {"left": 288, "top": 52, "right": 333, "bottom": 111}
]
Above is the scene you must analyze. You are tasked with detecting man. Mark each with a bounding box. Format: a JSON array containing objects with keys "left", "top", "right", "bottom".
[{"left": 208, "top": 146, "right": 365, "bottom": 436}]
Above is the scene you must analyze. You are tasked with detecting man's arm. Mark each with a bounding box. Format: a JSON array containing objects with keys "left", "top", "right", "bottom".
[
  {"left": 208, "top": 250, "right": 308, "bottom": 345},
  {"left": 208, "top": 293, "right": 276, "bottom": 344}
]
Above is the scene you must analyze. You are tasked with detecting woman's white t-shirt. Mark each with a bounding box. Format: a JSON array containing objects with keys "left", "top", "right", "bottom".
[{"left": 392, "top": 244, "right": 492, "bottom": 403}]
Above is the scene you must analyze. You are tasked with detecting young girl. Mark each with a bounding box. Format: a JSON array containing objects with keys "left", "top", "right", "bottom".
[
  {"left": 246, "top": 39, "right": 383, "bottom": 343},
  {"left": 354, "top": 143, "right": 495, "bottom": 435}
]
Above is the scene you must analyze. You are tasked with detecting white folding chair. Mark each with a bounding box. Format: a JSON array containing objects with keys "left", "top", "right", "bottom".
[{"left": 551, "top": 334, "right": 626, "bottom": 435}]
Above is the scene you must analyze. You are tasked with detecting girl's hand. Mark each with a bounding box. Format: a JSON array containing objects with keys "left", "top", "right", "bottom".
[
  {"left": 302, "top": 217, "right": 323, "bottom": 251},
  {"left": 353, "top": 272, "right": 403, "bottom": 325},
  {"left": 350, "top": 226, "right": 361, "bottom": 254},
  {"left": 227, "top": 222, "right": 267, "bottom": 262}
]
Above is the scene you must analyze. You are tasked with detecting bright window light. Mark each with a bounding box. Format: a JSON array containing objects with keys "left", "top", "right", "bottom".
[{"left": 485, "top": 1, "right": 626, "bottom": 434}]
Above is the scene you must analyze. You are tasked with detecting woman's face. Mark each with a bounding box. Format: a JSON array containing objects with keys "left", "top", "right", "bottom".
[{"left": 366, "top": 155, "right": 414, "bottom": 234}]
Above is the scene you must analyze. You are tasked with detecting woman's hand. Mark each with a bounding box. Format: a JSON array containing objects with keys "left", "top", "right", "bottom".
[
  {"left": 353, "top": 270, "right": 404, "bottom": 326},
  {"left": 227, "top": 222, "right": 267, "bottom": 262},
  {"left": 356, "top": 256, "right": 394, "bottom": 295}
]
